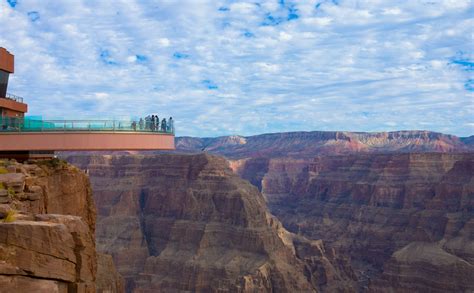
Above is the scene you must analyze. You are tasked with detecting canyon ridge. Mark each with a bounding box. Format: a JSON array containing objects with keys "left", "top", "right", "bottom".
[{"left": 62, "top": 130, "right": 473, "bottom": 292}]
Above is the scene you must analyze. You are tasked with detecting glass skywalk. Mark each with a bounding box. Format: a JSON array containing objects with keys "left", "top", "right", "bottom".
[{"left": 0, "top": 117, "right": 174, "bottom": 134}]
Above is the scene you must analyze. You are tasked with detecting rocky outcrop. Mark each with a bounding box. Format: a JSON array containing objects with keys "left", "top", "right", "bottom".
[
  {"left": 266, "top": 153, "right": 474, "bottom": 291},
  {"left": 177, "top": 132, "right": 474, "bottom": 292},
  {"left": 0, "top": 214, "right": 96, "bottom": 292},
  {"left": 96, "top": 253, "right": 126, "bottom": 293},
  {"left": 63, "top": 129, "right": 474, "bottom": 292},
  {"left": 0, "top": 159, "right": 124, "bottom": 293},
  {"left": 180, "top": 148, "right": 474, "bottom": 291},
  {"left": 368, "top": 241, "right": 473, "bottom": 292},
  {"left": 67, "top": 154, "right": 357, "bottom": 292},
  {"left": 176, "top": 130, "right": 473, "bottom": 158}
]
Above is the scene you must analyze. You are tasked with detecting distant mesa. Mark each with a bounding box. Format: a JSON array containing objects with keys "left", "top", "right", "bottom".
[{"left": 176, "top": 130, "right": 474, "bottom": 159}]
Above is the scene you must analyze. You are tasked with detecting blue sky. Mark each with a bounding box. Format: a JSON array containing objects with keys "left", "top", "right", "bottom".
[{"left": 0, "top": 0, "right": 473, "bottom": 137}]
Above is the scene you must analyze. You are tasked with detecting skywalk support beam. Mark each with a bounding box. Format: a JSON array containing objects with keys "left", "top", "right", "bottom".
[{"left": 0, "top": 132, "right": 175, "bottom": 151}]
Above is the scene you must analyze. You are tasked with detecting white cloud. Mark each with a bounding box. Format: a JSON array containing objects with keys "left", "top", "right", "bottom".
[
  {"left": 254, "top": 62, "right": 280, "bottom": 73},
  {"left": 382, "top": 7, "right": 402, "bottom": 15},
  {"left": 158, "top": 38, "right": 170, "bottom": 47},
  {"left": 229, "top": 2, "right": 256, "bottom": 14},
  {"left": 0, "top": 0, "right": 472, "bottom": 137},
  {"left": 278, "top": 31, "right": 292, "bottom": 41},
  {"left": 303, "top": 17, "right": 333, "bottom": 26}
]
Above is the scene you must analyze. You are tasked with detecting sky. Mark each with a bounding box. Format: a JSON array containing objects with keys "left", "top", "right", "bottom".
[{"left": 0, "top": 0, "right": 473, "bottom": 137}]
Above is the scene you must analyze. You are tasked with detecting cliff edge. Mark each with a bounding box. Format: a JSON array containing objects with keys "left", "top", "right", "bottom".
[
  {"left": 0, "top": 158, "right": 124, "bottom": 293},
  {"left": 67, "top": 153, "right": 356, "bottom": 292}
]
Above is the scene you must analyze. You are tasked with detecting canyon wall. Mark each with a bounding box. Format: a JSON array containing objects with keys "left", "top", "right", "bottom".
[
  {"left": 176, "top": 132, "right": 474, "bottom": 292},
  {"left": 67, "top": 153, "right": 357, "bottom": 292},
  {"left": 0, "top": 159, "right": 124, "bottom": 293},
  {"left": 176, "top": 130, "right": 473, "bottom": 158},
  {"left": 236, "top": 153, "right": 474, "bottom": 291},
  {"left": 58, "top": 130, "right": 473, "bottom": 292}
]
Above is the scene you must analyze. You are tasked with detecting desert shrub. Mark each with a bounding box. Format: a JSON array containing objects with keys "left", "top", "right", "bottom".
[
  {"left": 37, "top": 158, "right": 67, "bottom": 169},
  {"left": 7, "top": 187, "right": 15, "bottom": 198},
  {"left": 3, "top": 210, "right": 17, "bottom": 223}
]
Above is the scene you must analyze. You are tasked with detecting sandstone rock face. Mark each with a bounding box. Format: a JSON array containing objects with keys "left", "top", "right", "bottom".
[
  {"left": 178, "top": 139, "right": 474, "bottom": 292},
  {"left": 176, "top": 130, "right": 473, "bottom": 158},
  {"left": 263, "top": 153, "right": 474, "bottom": 291},
  {"left": 0, "top": 159, "right": 124, "bottom": 293},
  {"left": 96, "top": 253, "right": 126, "bottom": 293},
  {"left": 368, "top": 241, "right": 474, "bottom": 292},
  {"left": 0, "top": 216, "right": 96, "bottom": 292},
  {"left": 63, "top": 130, "right": 474, "bottom": 292},
  {"left": 67, "top": 154, "right": 357, "bottom": 292}
]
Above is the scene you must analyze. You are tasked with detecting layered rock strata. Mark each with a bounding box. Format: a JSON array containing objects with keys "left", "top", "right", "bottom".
[
  {"left": 67, "top": 154, "right": 356, "bottom": 292},
  {"left": 265, "top": 153, "right": 474, "bottom": 291},
  {"left": 0, "top": 159, "right": 124, "bottom": 293},
  {"left": 176, "top": 130, "right": 473, "bottom": 158}
]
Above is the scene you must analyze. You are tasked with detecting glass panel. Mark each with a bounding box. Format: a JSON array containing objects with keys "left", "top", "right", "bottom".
[{"left": 0, "top": 117, "right": 175, "bottom": 134}]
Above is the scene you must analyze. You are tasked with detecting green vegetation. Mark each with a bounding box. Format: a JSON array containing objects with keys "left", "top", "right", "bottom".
[
  {"left": 0, "top": 167, "right": 9, "bottom": 174},
  {"left": 37, "top": 158, "right": 68, "bottom": 169},
  {"left": 0, "top": 182, "right": 4, "bottom": 190},
  {"left": 3, "top": 210, "right": 17, "bottom": 223},
  {"left": 7, "top": 187, "right": 15, "bottom": 199}
]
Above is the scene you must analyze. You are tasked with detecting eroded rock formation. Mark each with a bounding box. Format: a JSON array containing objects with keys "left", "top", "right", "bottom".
[
  {"left": 254, "top": 153, "right": 474, "bottom": 291},
  {"left": 178, "top": 134, "right": 474, "bottom": 292},
  {"left": 62, "top": 130, "right": 474, "bottom": 292},
  {"left": 0, "top": 159, "right": 124, "bottom": 293},
  {"left": 67, "top": 154, "right": 356, "bottom": 292},
  {"left": 176, "top": 130, "right": 473, "bottom": 158}
]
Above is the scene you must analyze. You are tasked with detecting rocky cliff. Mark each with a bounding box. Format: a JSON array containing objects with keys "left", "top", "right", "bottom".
[
  {"left": 176, "top": 130, "right": 473, "bottom": 158},
  {"left": 261, "top": 153, "right": 473, "bottom": 291},
  {"left": 61, "top": 129, "right": 473, "bottom": 292},
  {"left": 66, "top": 154, "right": 357, "bottom": 292},
  {"left": 0, "top": 158, "right": 124, "bottom": 293}
]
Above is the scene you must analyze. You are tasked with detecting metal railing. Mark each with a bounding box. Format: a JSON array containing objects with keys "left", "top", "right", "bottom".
[
  {"left": 0, "top": 117, "right": 175, "bottom": 134},
  {"left": 5, "top": 93, "right": 24, "bottom": 103}
]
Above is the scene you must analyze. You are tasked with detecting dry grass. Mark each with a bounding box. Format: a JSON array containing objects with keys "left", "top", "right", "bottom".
[
  {"left": 3, "top": 210, "right": 16, "bottom": 223},
  {"left": 7, "top": 187, "right": 15, "bottom": 198}
]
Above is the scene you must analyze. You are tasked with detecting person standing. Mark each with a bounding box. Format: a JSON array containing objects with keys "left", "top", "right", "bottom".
[
  {"left": 161, "top": 118, "right": 167, "bottom": 133},
  {"left": 168, "top": 117, "right": 174, "bottom": 133},
  {"left": 145, "top": 115, "right": 151, "bottom": 130}
]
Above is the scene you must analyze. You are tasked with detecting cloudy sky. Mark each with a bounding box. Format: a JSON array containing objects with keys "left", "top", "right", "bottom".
[{"left": 0, "top": 0, "right": 472, "bottom": 137}]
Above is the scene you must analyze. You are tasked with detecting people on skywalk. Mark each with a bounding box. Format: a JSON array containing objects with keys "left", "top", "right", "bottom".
[
  {"left": 161, "top": 118, "right": 167, "bottom": 133},
  {"left": 168, "top": 117, "right": 173, "bottom": 132},
  {"left": 145, "top": 115, "right": 151, "bottom": 130},
  {"left": 151, "top": 115, "right": 156, "bottom": 131}
]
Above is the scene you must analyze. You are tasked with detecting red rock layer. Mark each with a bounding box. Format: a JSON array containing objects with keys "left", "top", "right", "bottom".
[
  {"left": 0, "top": 159, "right": 124, "bottom": 293},
  {"left": 67, "top": 154, "right": 357, "bottom": 292},
  {"left": 264, "top": 153, "right": 474, "bottom": 291},
  {"left": 176, "top": 130, "right": 473, "bottom": 159}
]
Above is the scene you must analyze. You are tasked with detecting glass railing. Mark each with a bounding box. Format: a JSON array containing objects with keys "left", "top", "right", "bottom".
[
  {"left": 4, "top": 93, "right": 24, "bottom": 103},
  {"left": 0, "top": 117, "right": 175, "bottom": 134}
]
